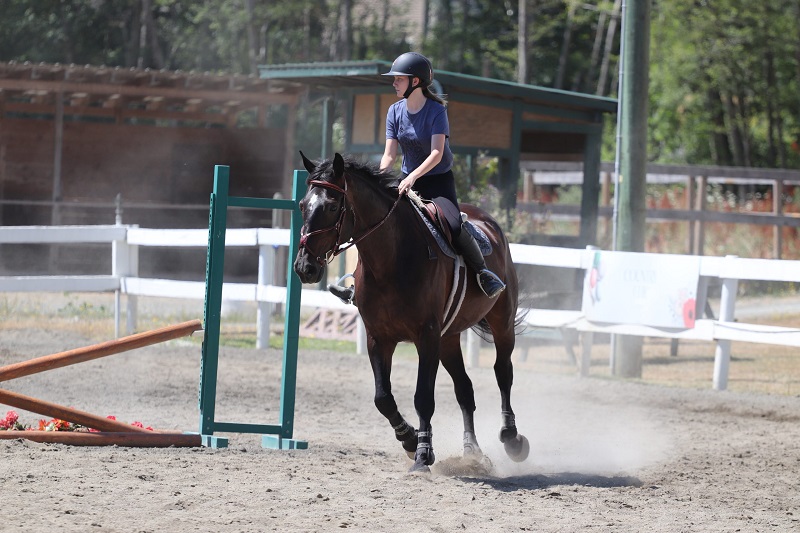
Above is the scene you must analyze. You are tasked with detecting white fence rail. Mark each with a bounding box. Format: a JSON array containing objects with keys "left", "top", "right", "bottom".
[{"left": 1, "top": 225, "right": 799, "bottom": 390}]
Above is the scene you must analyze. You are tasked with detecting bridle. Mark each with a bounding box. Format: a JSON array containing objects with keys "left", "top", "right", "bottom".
[{"left": 298, "top": 176, "right": 404, "bottom": 266}]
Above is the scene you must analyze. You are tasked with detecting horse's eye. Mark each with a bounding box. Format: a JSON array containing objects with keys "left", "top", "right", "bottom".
[{"left": 299, "top": 201, "right": 306, "bottom": 213}]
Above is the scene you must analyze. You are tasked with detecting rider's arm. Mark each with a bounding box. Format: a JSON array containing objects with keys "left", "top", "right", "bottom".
[{"left": 380, "top": 138, "right": 398, "bottom": 171}]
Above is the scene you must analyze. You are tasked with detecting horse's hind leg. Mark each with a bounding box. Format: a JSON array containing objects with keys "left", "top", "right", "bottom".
[
  {"left": 491, "top": 321, "right": 530, "bottom": 463},
  {"left": 440, "top": 334, "right": 483, "bottom": 458}
]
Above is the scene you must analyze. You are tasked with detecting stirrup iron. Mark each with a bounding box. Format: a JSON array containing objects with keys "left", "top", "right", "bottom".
[{"left": 327, "top": 273, "right": 355, "bottom": 304}]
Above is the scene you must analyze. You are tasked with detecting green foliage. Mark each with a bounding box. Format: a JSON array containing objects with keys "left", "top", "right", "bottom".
[{"left": 0, "top": 0, "right": 798, "bottom": 172}]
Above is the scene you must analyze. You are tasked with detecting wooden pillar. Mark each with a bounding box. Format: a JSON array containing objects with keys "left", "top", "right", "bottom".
[
  {"left": 51, "top": 91, "right": 64, "bottom": 226},
  {"left": 523, "top": 171, "right": 533, "bottom": 202},
  {"left": 693, "top": 176, "right": 707, "bottom": 255},
  {"left": 612, "top": 0, "right": 651, "bottom": 378},
  {"left": 773, "top": 179, "right": 783, "bottom": 259},
  {"left": 601, "top": 171, "right": 612, "bottom": 245},
  {"left": 0, "top": 91, "right": 4, "bottom": 226},
  {"left": 686, "top": 175, "right": 695, "bottom": 254},
  {"left": 580, "top": 129, "right": 602, "bottom": 246}
]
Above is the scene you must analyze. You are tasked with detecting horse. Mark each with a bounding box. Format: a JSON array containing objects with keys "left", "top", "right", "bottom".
[{"left": 293, "top": 152, "right": 529, "bottom": 473}]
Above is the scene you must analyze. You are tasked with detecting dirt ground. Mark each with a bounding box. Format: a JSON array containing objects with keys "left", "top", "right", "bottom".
[{"left": 0, "top": 293, "right": 799, "bottom": 532}]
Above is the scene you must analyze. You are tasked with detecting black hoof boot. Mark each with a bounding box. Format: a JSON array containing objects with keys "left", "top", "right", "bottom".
[
  {"left": 409, "top": 431, "right": 435, "bottom": 473},
  {"left": 394, "top": 421, "right": 417, "bottom": 459}
]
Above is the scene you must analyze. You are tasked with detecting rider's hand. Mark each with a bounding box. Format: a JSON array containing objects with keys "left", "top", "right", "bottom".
[{"left": 398, "top": 176, "right": 415, "bottom": 195}]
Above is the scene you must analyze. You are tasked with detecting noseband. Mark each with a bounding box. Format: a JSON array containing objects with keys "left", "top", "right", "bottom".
[{"left": 298, "top": 176, "right": 404, "bottom": 265}]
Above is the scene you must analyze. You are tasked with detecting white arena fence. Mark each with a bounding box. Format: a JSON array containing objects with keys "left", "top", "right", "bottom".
[{"left": 1, "top": 224, "right": 799, "bottom": 391}]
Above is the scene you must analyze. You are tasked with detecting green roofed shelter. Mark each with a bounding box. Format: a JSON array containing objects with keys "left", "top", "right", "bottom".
[{"left": 260, "top": 60, "right": 616, "bottom": 248}]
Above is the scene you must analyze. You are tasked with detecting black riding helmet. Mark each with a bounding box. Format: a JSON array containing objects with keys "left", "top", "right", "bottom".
[{"left": 382, "top": 52, "right": 433, "bottom": 98}]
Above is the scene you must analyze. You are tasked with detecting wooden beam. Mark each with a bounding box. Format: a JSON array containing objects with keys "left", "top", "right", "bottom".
[
  {"left": 0, "top": 431, "right": 202, "bottom": 447},
  {"left": 0, "top": 319, "right": 202, "bottom": 382},
  {"left": 0, "top": 78, "right": 298, "bottom": 106},
  {"left": 0, "top": 388, "right": 154, "bottom": 433}
]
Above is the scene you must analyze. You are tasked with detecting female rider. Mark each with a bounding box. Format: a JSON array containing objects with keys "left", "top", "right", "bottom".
[{"left": 328, "top": 52, "right": 505, "bottom": 302}]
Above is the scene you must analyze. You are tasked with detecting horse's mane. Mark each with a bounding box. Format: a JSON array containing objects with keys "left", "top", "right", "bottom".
[{"left": 309, "top": 155, "right": 401, "bottom": 200}]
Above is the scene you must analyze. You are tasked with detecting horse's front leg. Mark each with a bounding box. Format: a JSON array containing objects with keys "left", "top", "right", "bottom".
[
  {"left": 411, "top": 331, "right": 441, "bottom": 473},
  {"left": 367, "top": 336, "right": 417, "bottom": 458}
]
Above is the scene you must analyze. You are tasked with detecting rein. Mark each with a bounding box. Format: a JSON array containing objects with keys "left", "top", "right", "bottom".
[{"left": 299, "top": 176, "right": 404, "bottom": 265}]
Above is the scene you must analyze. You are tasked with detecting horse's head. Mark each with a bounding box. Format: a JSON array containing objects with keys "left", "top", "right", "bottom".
[{"left": 293, "top": 152, "right": 351, "bottom": 284}]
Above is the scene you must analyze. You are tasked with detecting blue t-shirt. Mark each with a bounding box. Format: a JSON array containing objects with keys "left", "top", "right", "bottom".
[{"left": 385, "top": 98, "right": 453, "bottom": 176}]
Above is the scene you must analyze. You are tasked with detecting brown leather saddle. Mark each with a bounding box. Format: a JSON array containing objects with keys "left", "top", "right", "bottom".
[
  {"left": 416, "top": 197, "right": 455, "bottom": 244},
  {"left": 407, "top": 191, "right": 491, "bottom": 259},
  {"left": 408, "top": 191, "right": 453, "bottom": 242}
]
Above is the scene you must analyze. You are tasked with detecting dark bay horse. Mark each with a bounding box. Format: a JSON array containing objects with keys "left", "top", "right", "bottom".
[{"left": 293, "top": 152, "right": 529, "bottom": 472}]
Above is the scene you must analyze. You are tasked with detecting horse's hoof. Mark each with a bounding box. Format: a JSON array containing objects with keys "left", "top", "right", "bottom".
[
  {"left": 463, "top": 443, "right": 483, "bottom": 458},
  {"left": 402, "top": 436, "right": 417, "bottom": 458},
  {"left": 408, "top": 460, "right": 431, "bottom": 474},
  {"left": 463, "top": 431, "right": 482, "bottom": 458},
  {"left": 503, "top": 434, "right": 530, "bottom": 463}
]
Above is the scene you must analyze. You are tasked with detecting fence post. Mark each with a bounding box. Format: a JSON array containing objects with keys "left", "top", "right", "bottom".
[
  {"left": 713, "top": 255, "right": 739, "bottom": 391},
  {"left": 256, "top": 243, "right": 275, "bottom": 349},
  {"left": 773, "top": 179, "right": 783, "bottom": 259},
  {"left": 693, "top": 176, "right": 707, "bottom": 255},
  {"left": 112, "top": 224, "right": 139, "bottom": 337},
  {"left": 356, "top": 315, "right": 367, "bottom": 355},
  {"left": 466, "top": 329, "right": 480, "bottom": 368}
]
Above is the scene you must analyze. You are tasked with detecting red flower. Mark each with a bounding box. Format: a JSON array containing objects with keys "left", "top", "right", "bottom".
[{"left": 1, "top": 411, "right": 19, "bottom": 429}]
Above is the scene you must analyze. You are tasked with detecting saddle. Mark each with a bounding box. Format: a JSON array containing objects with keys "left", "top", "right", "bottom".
[
  {"left": 408, "top": 191, "right": 455, "bottom": 243},
  {"left": 407, "top": 191, "right": 491, "bottom": 259}
]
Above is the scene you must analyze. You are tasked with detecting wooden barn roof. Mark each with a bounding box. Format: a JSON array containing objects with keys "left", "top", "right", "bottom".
[
  {"left": 259, "top": 60, "right": 617, "bottom": 114},
  {"left": 0, "top": 62, "right": 301, "bottom": 127}
]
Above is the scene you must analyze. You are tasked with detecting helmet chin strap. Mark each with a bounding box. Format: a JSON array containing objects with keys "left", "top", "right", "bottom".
[{"left": 403, "top": 76, "right": 420, "bottom": 99}]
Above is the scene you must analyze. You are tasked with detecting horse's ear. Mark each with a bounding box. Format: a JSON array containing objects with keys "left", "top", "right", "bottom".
[
  {"left": 299, "top": 151, "right": 316, "bottom": 174},
  {"left": 333, "top": 153, "right": 345, "bottom": 179}
]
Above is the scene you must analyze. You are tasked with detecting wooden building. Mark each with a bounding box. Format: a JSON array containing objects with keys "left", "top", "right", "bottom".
[
  {"left": 259, "top": 60, "right": 617, "bottom": 248},
  {"left": 0, "top": 62, "right": 302, "bottom": 230}
]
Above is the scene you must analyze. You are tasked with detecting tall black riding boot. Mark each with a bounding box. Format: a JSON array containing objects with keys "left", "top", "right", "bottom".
[{"left": 454, "top": 224, "right": 506, "bottom": 298}]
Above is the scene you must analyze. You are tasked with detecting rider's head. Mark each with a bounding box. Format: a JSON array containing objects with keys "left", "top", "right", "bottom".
[{"left": 382, "top": 52, "right": 434, "bottom": 99}]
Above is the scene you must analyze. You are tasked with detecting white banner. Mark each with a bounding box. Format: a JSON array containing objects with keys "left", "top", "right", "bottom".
[{"left": 582, "top": 250, "right": 701, "bottom": 329}]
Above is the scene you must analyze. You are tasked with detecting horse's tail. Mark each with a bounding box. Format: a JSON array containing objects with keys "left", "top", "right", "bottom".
[{"left": 470, "top": 309, "right": 528, "bottom": 342}]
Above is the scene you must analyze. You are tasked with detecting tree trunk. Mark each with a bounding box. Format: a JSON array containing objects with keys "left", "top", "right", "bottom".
[
  {"left": 585, "top": 7, "right": 609, "bottom": 93},
  {"left": 124, "top": 3, "right": 141, "bottom": 68},
  {"left": 597, "top": 0, "right": 621, "bottom": 96},
  {"left": 723, "top": 91, "right": 745, "bottom": 167},
  {"left": 437, "top": 0, "right": 452, "bottom": 70},
  {"left": 243, "top": 0, "right": 259, "bottom": 75},
  {"left": 456, "top": 0, "right": 468, "bottom": 67},
  {"left": 143, "top": 1, "right": 164, "bottom": 69},
  {"left": 764, "top": 49, "right": 777, "bottom": 167},
  {"left": 338, "top": 0, "right": 352, "bottom": 60},
  {"left": 555, "top": 1, "right": 576, "bottom": 90},
  {"left": 518, "top": 0, "right": 528, "bottom": 84},
  {"left": 707, "top": 87, "right": 732, "bottom": 166},
  {"left": 738, "top": 88, "right": 752, "bottom": 167},
  {"left": 422, "top": 0, "right": 431, "bottom": 47}
]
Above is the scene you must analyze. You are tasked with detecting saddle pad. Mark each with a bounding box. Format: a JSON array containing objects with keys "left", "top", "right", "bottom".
[{"left": 410, "top": 199, "right": 492, "bottom": 259}]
